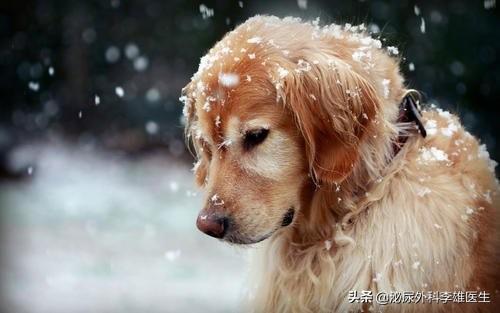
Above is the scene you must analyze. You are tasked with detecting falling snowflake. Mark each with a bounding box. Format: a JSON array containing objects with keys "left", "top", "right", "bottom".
[
  {"left": 124, "top": 43, "right": 140, "bottom": 59},
  {"left": 420, "top": 18, "right": 426, "bottom": 34},
  {"left": 414, "top": 5, "right": 421, "bottom": 16},
  {"left": 145, "top": 121, "right": 159, "bottom": 135},
  {"left": 105, "top": 46, "right": 120, "bottom": 63},
  {"left": 28, "top": 81, "right": 40, "bottom": 91},
  {"left": 297, "top": 0, "right": 307, "bottom": 10},
  {"left": 164, "top": 250, "right": 181, "bottom": 261},
  {"left": 110, "top": 0, "right": 120, "bottom": 8},
  {"left": 368, "top": 23, "right": 380, "bottom": 34},
  {"left": 169, "top": 181, "right": 179, "bottom": 192},
  {"left": 146, "top": 88, "right": 161, "bottom": 102},
  {"left": 199, "top": 4, "right": 214, "bottom": 19},
  {"left": 484, "top": 0, "right": 496, "bottom": 9},
  {"left": 133, "top": 56, "right": 149, "bottom": 71},
  {"left": 115, "top": 86, "right": 125, "bottom": 97},
  {"left": 94, "top": 95, "right": 100, "bottom": 106}
]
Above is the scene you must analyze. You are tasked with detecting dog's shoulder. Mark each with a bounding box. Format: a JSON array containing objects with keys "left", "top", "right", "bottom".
[
  {"left": 411, "top": 108, "right": 498, "bottom": 197},
  {"left": 394, "top": 107, "right": 500, "bottom": 298}
]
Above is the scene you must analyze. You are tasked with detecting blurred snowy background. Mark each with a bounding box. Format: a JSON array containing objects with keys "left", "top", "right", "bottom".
[
  {"left": 0, "top": 141, "right": 249, "bottom": 312},
  {"left": 0, "top": 0, "right": 498, "bottom": 312}
]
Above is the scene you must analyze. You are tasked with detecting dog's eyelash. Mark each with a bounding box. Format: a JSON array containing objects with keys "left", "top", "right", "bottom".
[{"left": 243, "top": 128, "right": 269, "bottom": 150}]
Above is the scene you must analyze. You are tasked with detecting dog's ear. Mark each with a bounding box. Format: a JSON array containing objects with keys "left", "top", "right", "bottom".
[
  {"left": 193, "top": 146, "right": 209, "bottom": 187},
  {"left": 181, "top": 82, "right": 209, "bottom": 187},
  {"left": 276, "top": 57, "right": 380, "bottom": 184}
]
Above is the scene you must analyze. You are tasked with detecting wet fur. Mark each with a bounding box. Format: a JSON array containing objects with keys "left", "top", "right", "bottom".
[{"left": 182, "top": 16, "right": 500, "bottom": 313}]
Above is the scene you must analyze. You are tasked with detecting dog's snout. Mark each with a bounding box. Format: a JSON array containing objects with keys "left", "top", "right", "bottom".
[{"left": 196, "top": 213, "right": 229, "bottom": 239}]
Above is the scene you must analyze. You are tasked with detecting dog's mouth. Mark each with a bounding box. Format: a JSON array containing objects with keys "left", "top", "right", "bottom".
[{"left": 225, "top": 207, "right": 296, "bottom": 245}]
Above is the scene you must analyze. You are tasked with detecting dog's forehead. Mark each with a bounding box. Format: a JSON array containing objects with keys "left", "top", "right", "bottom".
[
  {"left": 186, "top": 18, "right": 300, "bottom": 144},
  {"left": 191, "top": 69, "right": 278, "bottom": 144},
  {"left": 196, "top": 99, "right": 279, "bottom": 146},
  {"left": 192, "top": 29, "right": 265, "bottom": 84}
]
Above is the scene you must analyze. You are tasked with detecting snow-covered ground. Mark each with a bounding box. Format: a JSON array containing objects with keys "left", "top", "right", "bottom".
[{"left": 0, "top": 142, "right": 249, "bottom": 313}]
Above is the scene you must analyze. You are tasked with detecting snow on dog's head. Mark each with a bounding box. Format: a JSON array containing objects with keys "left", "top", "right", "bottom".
[{"left": 181, "top": 15, "right": 403, "bottom": 244}]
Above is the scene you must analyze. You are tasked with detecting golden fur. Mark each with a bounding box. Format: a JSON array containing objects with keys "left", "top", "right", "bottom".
[{"left": 182, "top": 16, "right": 500, "bottom": 313}]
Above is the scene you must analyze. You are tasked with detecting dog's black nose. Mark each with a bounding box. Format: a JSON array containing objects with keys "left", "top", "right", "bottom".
[{"left": 196, "top": 213, "right": 228, "bottom": 239}]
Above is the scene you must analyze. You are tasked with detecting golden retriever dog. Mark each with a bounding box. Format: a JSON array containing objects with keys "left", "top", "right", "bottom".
[{"left": 181, "top": 16, "right": 499, "bottom": 313}]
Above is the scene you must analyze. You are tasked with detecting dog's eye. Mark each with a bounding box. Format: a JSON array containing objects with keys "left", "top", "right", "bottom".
[{"left": 243, "top": 128, "right": 269, "bottom": 150}]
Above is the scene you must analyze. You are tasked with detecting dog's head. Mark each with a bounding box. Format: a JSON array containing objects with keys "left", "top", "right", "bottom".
[{"left": 182, "top": 16, "right": 403, "bottom": 244}]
